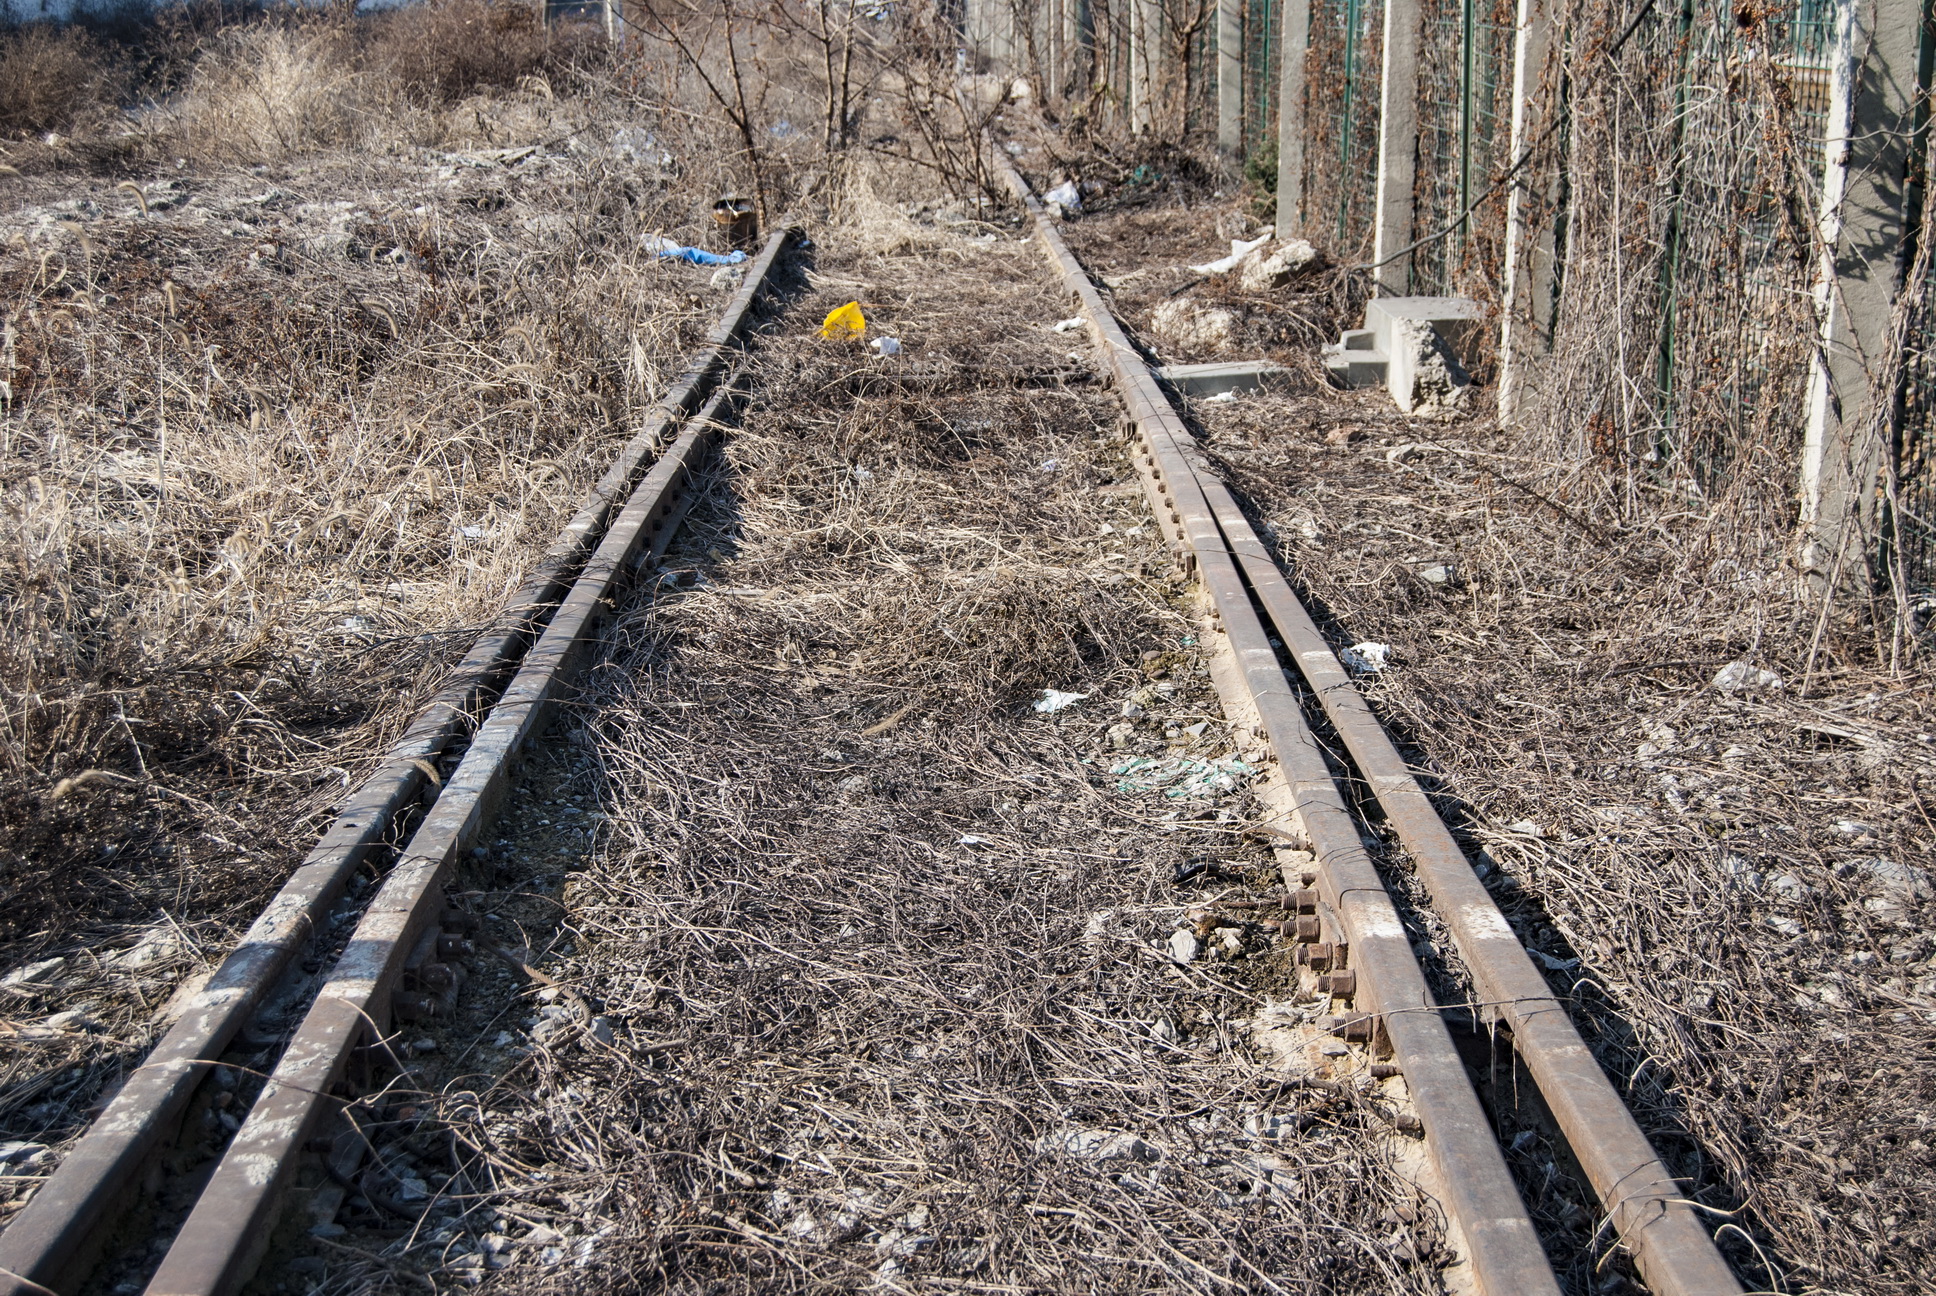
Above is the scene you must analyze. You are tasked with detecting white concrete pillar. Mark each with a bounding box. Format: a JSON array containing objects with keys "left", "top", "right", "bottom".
[
  {"left": 1274, "top": 0, "right": 1312, "bottom": 236},
  {"left": 1130, "top": 0, "right": 1158, "bottom": 133},
  {"left": 1801, "top": 0, "right": 1921, "bottom": 574},
  {"left": 1497, "top": 0, "right": 1554, "bottom": 424},
  {"left": 1218, "top": 0, "right": 1243, "bottom": 154},
  {"left": 1372, "top": 0, "right": 1422, "bottom": 295}
]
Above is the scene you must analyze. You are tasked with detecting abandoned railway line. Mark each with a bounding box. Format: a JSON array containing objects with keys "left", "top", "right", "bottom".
[{"left": 0, "top": 135, "right": 1755, "bottom": 1296}]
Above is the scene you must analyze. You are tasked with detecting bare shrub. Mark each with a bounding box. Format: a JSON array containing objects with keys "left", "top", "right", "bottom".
[
  {"left": 368, "top": 0, "right": 581, "bottom": 105},
  {"left": 0, "top": 24, "right": 117, "bottom": 139},
  {"left": 167, "top": 18, "right": 366, "bottom": 161}
]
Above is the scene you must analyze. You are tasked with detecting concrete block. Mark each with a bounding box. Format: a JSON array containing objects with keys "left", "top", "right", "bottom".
[
  {"left": 1156, "top": 361, "right": 1294, "bottom": 398},
  {"left": 1325, "top": 297, "right": 1481, "bottom": 412}
]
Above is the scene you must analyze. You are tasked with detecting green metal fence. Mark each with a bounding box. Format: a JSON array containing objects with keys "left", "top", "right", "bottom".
[
  {"left": 1411, "top": 0, "right": 1516, "bottom": 301},
  {"left": 1653, "top": 0, "right": 1836, "bottom": 474},
  {"left": 1300, "top": 0, "right": 1384, "bottom": 256}
]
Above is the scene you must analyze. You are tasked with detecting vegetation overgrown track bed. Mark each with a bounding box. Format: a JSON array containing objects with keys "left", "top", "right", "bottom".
[
  {"left": 1040, "top": 140, "right": 1936, "bottom": 1293},
  {"left": 274, "top": 203, "right": 1467, "bottom": 1295}
]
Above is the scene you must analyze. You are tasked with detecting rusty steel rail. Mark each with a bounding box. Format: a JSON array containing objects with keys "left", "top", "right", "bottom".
[
  {"left": 143, "top": 372, "right": 746, "bottom": 1296},
  {"left": 990, "top": 150, "right": 1562, "bottom": 1296},
  {"left": 0, "top": 228, "right": 795, "bottom": 1296},
  {"left": 994, "top": 151, "right": 1742, "bottom": 1296}
]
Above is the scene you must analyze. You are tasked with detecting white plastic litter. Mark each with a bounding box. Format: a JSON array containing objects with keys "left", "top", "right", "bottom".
[
  {"left": 869, "top": 336, "right": 902, "bottom": 356},
  {"left": 1034, "top": 689, "right": 1088, "bottom": 713},
  {"left": 1052, "top": 316, "right": 1086, "bottom": 333},
  {"left": 1713, "top": 661, "right": 1783, "bottom": 693},
  {"left": 1341, "top": 642, "right": 1391, "bottom": 674},
  {"left": 1190, "top": 229, "right": 1274, "bottom": 275},
  {"left": 1203, "top": 390, "right": 1238, "bottom": 403},
  {"left": 1044, "top": 180, "right": 1081, "bottom": 215}
]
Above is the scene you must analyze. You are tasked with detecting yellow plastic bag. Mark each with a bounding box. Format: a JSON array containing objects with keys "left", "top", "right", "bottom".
[{"left": 819, "top": 300, "right": 866, "bottom": 340}]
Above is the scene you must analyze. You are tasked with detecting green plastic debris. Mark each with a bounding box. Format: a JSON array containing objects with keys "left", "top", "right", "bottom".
[{"left": 1110, "top": 755, "right": 1252, "bottom": 800}]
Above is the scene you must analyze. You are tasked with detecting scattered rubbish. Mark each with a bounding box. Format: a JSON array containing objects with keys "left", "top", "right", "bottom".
[
  {"left": 1418, "top": 563, "right": 1454, "bottom": 584},
  {"left": 1044, "top": 180, "right": 1081, "bottom": 216},
  {"left": 1190, "top": 229, "right": 1273, "bottom": 275},
  {"left": 869, "top": 336, "right": 901, "bottom": 356},
  {"left": 1052, "top": 316, "right": 1085, "bottom": 333},
  {"left": 1106, "top": 722, "right": 1135, "bottom": 750},
  {"left": 710, "top": 195, "right": 758, "bottom": 249},
  {"left": 710, "top": 264, "right": 745, "bottom": 290},
  {"left": 1506, "top": 819, "right": 1544, "bottom": 838},
  {"left": 1009, "top": 78, "right": 1033, "bottom": 100},
  {"left": 1713, "top": 661, "right": 1783, "bottom": 693},
  {"left": 1528, "top": 949, "right": 1579, "bottom": 972},
  {"left": 643, "top": 234, "right": 747, "bottom": 267},
  {"left": 1111, "top": 755, "right": 1252, "bottom": 799},
  {"left": 1034, "top": 689, "right": 1088, "bottom": 713},
  {"left": 820, "top": 300, "right": 867, "bottom": 340},
  {"left": 958, "top": 834, "right": 991, "bottom": 846},
  {"left": 0, "top": 1143, "right": 51, "bottom": 1170},
  {"left": 2, "top": 957, "right": 65, "bottom": 989},
  {"left": 459, "top": 525, "right": 487, "bottom": 539},
  {"left": 1204, "top": 390, "right": 1238, "bottom": 403},
  {"left": 1167, "top": 929, "right": 1200, "bottom": 964},
  {"left": 1341, "top": 642, "right": 1391, "bottom": 674},
  {"left": 1039, "top": 458, "right": 1060, "bottom": 472}
]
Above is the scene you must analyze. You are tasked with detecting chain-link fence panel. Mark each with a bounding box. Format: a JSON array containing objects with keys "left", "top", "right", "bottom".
[
  {"left": 1411, "top": 0, "right": 1515, "bottom": 302},
  {"left": 1297, "top": 0, "right": 1383, "bottom": 255},
  {"left": 1522, "top": 1, "right": 1834, "bottom": 503}
]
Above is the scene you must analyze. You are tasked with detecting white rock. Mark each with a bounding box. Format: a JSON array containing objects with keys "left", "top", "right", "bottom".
[
  {"left": 1713, "top": 661, "right": 1783, "bottom": 693},
  {"left": 1037, "top": 1128, "right": 1159, "bottom": 1162},
  {"left": 1167, "top": 929, "right": 1200, "bottom": 964},
  {"left": 1859, "top": 857, "right": 1932, "bottom": 901},
  {"left": 1236, "top": 239, "right": 1319, "bottom": 292},
  {"left": 1151, "top": 298, "right": 1237, "bottom": 352}
]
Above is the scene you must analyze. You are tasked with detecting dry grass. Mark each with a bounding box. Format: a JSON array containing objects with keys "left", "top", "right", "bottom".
[
  {"left": 0, "top": 9, "right": 777, "bottom": 1179},
  {"left": 1166, "top": 343, "right": 1935, "bottom": 1293},
  {"left": 0, "top": 25, "right": 119, "bottom": 140}
]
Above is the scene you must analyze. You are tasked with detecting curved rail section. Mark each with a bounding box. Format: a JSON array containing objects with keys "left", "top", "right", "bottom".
[
  {"left": 993, "top": 150, "right": 1741, "bottom": 1296},
  {"left": 0, "top": 228, "right": 796, "bottom": 1296}
]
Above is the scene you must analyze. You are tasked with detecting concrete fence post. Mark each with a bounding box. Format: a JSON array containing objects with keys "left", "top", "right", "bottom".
[
  {"left": 1373, "top": 0, "right": 1423, "bottom": 295},
  {"left": 1275, "top": 0, "right": 1312, "bottom": 237},
  {"left": 1219, "top": 0, "right": 1244, "bottom": 153},
  {"left": 1801, "top": 0, "right": 1922, "bottom": 580},
  {"left": 1130, "top": 0, "right": 1157, "bottom": 132},
  {"left": 1497, "top": 0, "right": 1555, "bottom": 423}
]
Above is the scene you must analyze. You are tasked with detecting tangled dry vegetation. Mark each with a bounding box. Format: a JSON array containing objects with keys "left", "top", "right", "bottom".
[
  {"left": 0, "top": 1, "right": 817, "bottom": 1163},
  {"left": 1058, "top": 192, "right": 1936, "bottom": 1291}
]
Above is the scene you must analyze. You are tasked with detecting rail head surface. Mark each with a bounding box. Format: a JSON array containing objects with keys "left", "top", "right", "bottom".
[
  {"left": 984, "top": 147, "right": 1563, "bottom": 1296},
  {"left": 0, "top": 228, "right": 796, "bottom": 1296},
  {"left": 989, "top": 146, "right": 1741, "bottom": 1296}
]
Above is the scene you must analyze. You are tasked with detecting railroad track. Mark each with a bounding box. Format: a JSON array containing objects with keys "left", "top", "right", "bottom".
[
  {"left": 992, "top": 150, "right": 1743, "bottom": 1296},
  {"left": 2, "top": 168, "right": 1740, "bottom": 1296},
  {"left": 0, "top": 226, "right": 799, "bottom": 1296}
]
